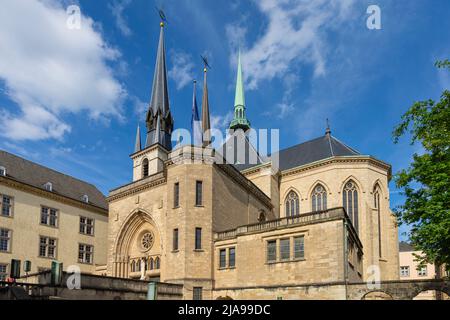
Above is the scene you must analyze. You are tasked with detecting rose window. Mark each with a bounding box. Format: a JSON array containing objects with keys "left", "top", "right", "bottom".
[{"left": 141, "top": 232, "right": 154, "bottom": 251}]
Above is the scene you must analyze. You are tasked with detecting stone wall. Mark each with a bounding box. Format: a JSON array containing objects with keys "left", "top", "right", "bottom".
[{"left": 0, "top": 183, "right": 108, "bottom": 275}]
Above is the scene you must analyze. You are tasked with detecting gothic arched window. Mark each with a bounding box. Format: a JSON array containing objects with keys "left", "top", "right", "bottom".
[
  {"left": 136, "top": 259, "right": 141, "bottom": 272},
  {"left": 155, "top": 257, "right": 160, "bottom": 270},
  {"left": 374, "top": 185, "right": 382, "bottom": 257},
  {"left": 142, "top": 158, "right": 149, "bottom": 178},
  {"left": 285, "top": 191, "right": 300, "bottom": 217},
  {"left": 131, "top": 260, "right": 136, "bottom": 272},
  {"left": 311, "top": 184, "right": 327, "bottom": 212},
  {"left": 343, "top": 180, "right": 359, "bottom": 232},
  {"left": 149, "top": 258, "right": 154, "bottom": 270}
]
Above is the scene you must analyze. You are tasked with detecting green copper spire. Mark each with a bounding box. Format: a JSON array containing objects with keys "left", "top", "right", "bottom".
[{"left": 229, "top": 51, "right": 251, "bottom": 131}]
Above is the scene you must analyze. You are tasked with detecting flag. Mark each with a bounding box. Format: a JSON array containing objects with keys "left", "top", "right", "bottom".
[{"left": 192, "top": 80, "right": 202, "bottom": 146}]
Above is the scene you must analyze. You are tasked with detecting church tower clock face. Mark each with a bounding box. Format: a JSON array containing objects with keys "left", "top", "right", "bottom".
[{"left": 140, "top": 231, "right": 155, "bottom": 252}]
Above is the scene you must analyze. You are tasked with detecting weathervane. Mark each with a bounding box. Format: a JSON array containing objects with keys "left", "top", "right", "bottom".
[
  {"left": 156, "top": 7, "right": 168, "bottom": 26},
  {"left": 326, "top": 118, "right": 331, "bottom": 135},
  {"left": 201, "top": 55, "right": 211, "bottom": 73}
]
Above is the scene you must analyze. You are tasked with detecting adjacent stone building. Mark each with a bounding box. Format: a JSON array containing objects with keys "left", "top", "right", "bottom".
[
  {"left": 106, "top": 21, "right": 400, "bottom": 300},
  {"left": 0, "top": 151, "right": 108, "bottom": 279}
]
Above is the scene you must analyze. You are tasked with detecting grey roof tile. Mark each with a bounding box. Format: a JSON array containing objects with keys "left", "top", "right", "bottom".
[
  {"left": 223, "top": 133, "right": 361, "bottom": 172},
  {"left": 0, "top": 150, "right": 107, "bottom": 210}
]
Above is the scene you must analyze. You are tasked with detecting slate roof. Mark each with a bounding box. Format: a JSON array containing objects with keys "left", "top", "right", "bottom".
[
  {"left": 221, "top": 133, "right": 361, "bottom": 172},
  {"left": 275, "top": 134, "right": 361, "bottom": 171},
  {"left": 0, "top": 150, "right": 107, "bottom": 210},
  {"left": 399, "top": 242, "right": 415, "bottom": 252}
]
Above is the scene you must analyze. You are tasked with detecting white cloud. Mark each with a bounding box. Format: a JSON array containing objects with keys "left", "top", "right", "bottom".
[
  {"left": 168, "top": 50, "right": 195, "bottom": 90},
  {"left": 228, "top": 0, "right": 356, "bottom": 90},
  {"left": 131, "top": 96, "right": 148, "bottom": 122},
  {"left": 211, "top": 112, "right": 233, "bottom": 132},
  {"left": 0, "top": 0, "right": 126, "bottom": 141},
  {"left": 108, "top": 0, "right": 132, "bottom": 37}
]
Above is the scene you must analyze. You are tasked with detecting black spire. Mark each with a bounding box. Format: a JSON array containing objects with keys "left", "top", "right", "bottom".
[{"left": 145, "top": 19, "right": 173, "bottom": 150}]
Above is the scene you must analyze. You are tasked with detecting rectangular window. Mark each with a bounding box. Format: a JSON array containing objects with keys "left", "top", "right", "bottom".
[
  {"left": 195, "top": 181, "right": 203, "bottom": 206},
  {"left": 39, "top": 236, "right": 57, "bottom": 258},
  {"left": 400, "top": 266, "right": 410, "bottom": 277},
  {"left": 195, "top": 227, "right": 202, "bottom": 250},
  {"left": 267, "top": 240, "right": 277, "bottom": 263},
  {"left": 173, "top": 229, "right": 179, "bottom": 251},
  {"left": 280, "top": 238, "right": 290, "bottom": 261},
  {"left": 41, "top": 207, "right": 58, "bottom": 227},
  {"left": 294, "top": 236, "right": 305, "bottom": 259},
  {"left": 1, "top": 195, "right": 13, "bottom": 217},
  {"left": 79, "top": 216, "right": 95, "bottom": 235},
  {"left": 418, "top": 266, "right": 427, "bottom": 277},
  {"left": 78, "top": 244, "right": 94, "bottom": 264},
  {"left": 229, "top": 247, "right": 236, "bottom": 268},
  {"left": 219, "top": 249, "right": 226, "bottom": 268},
  {"left": 174, "top": 182, "right": 180, "bottom": 208},
  {"left": 0, "top": 228, "right": 11, "bottom": 252},
  {"left": 0, "top": 264, "right": 7, "bottom": 281},
  {"left": 193, "top": 287, "right": 203, "bottom": 300}
]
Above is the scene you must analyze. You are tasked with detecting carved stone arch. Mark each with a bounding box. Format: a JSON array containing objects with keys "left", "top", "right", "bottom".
[
  {"left": 114, "top": 208, "right": 163, "bottom": 258},
  {"left": 409, "top": 283, "right": 450, "bottom": 300},
  {"left": 339, "top": 176, "right": 365, "bottom": 194},
  {"left": 282, "top": 187, "right": 301, "bottom": 217},
  {"left": 307, "top": 180, "right": 331, "bottom": 199},
  {"left": 361, "top": 290, "right": 394, "bottom": 300},
  {"left": 308, "top": 181, "right": 330, "bottom": 212},
  {"left": 372, "top": 179, "right": 387, "bottom": 199},
  {"left": 282, "top": 187, "right": 302, "bottom": 202}
]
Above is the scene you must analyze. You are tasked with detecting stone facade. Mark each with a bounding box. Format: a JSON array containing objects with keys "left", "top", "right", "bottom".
[
  {"left": 106, "top": 142, "right": 399, "bottom": 299},
  {"left": 0, "top": 174, "right": 108, "bottom": 276},
  {"left": 105, "top": 20, "right": 400, "bottom": 300}
]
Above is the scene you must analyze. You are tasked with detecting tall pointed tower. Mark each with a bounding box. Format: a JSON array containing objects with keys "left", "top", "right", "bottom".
[
  {"left": 229, "top": 51, "right": 250, "bottom": 132},
  {"left": 201, "top": 65, "right": 211, "bottom": 147},
  {"left": 145, "top": 20, "right": 173, "bottom": 151},
  {"left": 131, "top": 20, "right": 173, "bottom": 181}
]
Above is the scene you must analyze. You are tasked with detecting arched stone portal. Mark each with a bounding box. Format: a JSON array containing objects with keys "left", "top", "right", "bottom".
[
  {"left": 113, "top": 209, "right": 162, "bottom": 279},
  {"left": 362, "top": 291, "right": 393, "bottom": 300}
]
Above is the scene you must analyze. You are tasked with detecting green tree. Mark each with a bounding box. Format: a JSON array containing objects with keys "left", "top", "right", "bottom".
[{"left": 393, "top": 60, "right": 450, "bottom": 272}]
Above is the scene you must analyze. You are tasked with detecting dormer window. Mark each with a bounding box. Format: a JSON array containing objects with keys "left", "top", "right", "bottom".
[
  {"left": 44, "top": 182, "right": 53, "bottom": 192},
  {"left": 0, "top": 167, "right": 6, "bottom": 177},
  {"left": 82, "top": 195, "right": 89, "bottom": 203}
]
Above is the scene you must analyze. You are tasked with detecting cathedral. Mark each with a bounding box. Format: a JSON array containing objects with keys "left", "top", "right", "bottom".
[{"left": 106, "top": 20, "right": 399, "bottom": 300}]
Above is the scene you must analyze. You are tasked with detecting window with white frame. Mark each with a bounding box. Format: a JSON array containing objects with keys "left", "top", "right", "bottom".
[
  {"left": 0, "top": 167, "right": 6, "bottom": 177},
  {"left": 39, "top": 236, "right": 57, "bottom": 258},
  {"left": 418, "top": 266, "right": 427, "bottom": 277},
  {"left": 79, "top": 216, "right": 94, "bottom": 235},
  {"left": 82, "top": 195, "right": 89, "bottom": 203},
  {"left": 400, "top": 266, "right": 410, "bottom": 277},
  {"left": 41, "top": 206, "right": 58, "bottom": 227},
  {"left": 78, "top": 244, "right": 93, "bottom": 264},
  {"left": 0, "top": 264, "right": 8, "bottom": 281},
  {"left": 0, "top": 229, "right": 11, "bottom": 252},
  {"left": 1, "top": 195, "right": 13, "bottom": 217},
  {"left": 44, "top": 182, "right": 53, "bottom": 192}
]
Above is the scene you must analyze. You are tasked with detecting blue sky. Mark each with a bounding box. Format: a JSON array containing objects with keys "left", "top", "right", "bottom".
[{"left": 0, "top": 0, "right": 449, "bottom": 241}]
